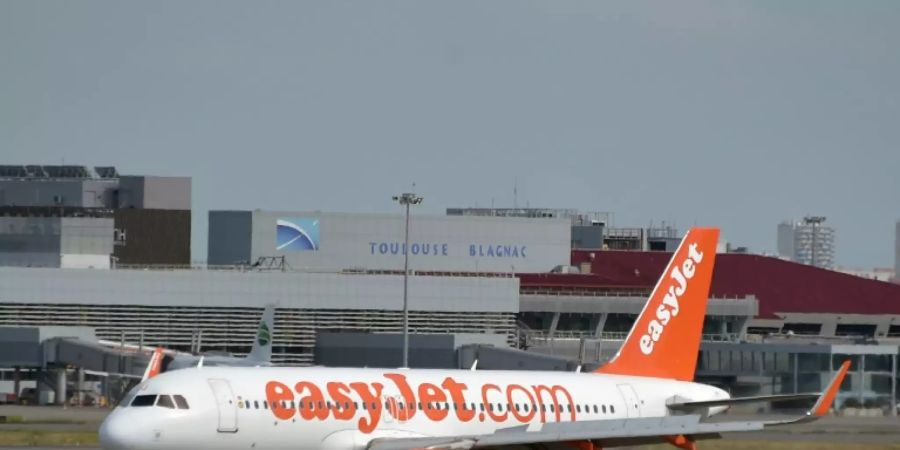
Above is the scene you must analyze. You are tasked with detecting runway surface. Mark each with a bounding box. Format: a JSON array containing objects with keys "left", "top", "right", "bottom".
[{"left": 1, "top": 405, "right": 898, "bottom": 448}]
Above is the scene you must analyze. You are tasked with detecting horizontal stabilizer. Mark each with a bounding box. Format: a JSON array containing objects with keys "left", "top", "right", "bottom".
[{"left": 668, "top": 393, "right": 821, "bottom": 412}]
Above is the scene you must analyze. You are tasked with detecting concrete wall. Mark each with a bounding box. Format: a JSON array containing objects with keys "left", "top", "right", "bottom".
[
  {"left": 0, "top": 179, "right": 118, "bottom": 208},
  {"left": 207, "top": 211, "right": 253, "bottom": 265},
  {"left": 141, "top": 176, "right": 191, "bottom": 210},
  {"left": 209, "top": 211, "right": 571, "bottom": 273},
  {"left": 0, "top": 266, "right": 519, "bottom": 312},
  {"left": 777, "top": 222, "right": 794, "bottom": 260},
  {"left": 0, "top": 327, "right": 43, "bottom": 366},
  {"left": 0, "top": 217, "right": 61, "bottom": 267},
  {"left": 118, "top": 176, "right": 191, "bottom": 210},
  {"left": 60, "top": 218, "right": 113, "bottom": 256},
  {"left": 572, "top": 224, "right": 604, "bottom": 249},
  {"left": 315, "top": 333, "right": 458, "bottom": 368},
  {"left": 0, "top": 217, "right": 112, "bottom": 268},
  {"left": 0, "top": 180, "right": 84, "bottom": 207},
  {"left": 79, "top": 180, "right": 118, "bottom": 208}
]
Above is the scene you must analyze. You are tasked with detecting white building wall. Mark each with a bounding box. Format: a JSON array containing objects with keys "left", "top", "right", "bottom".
[
  {"left": 236, "top": 211, "right": 571, "bottom": 273},
  {"left": 0, "top": 267, "right": 518, "bottom": 312}
]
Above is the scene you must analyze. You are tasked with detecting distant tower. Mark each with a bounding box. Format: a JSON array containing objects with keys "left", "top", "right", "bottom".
[
  {"left": 895, "top": 221, "right": 899, "bottom": 283},
  {"left": 777, "top": 216, "right": 835, "bottom": 269}
]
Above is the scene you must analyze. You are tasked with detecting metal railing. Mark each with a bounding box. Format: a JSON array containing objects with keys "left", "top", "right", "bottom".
[{"left": 523, "top": 330, "right": 742, "bottom": 343}]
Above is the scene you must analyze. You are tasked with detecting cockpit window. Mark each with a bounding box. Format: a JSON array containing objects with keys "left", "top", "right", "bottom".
[
  {"left": 174, "top": 395, "right": 190, "bottom": 409},
  {"left": 131, "top": 395, "right": 158, "bottom": 407},
  {"left": 156, "top": 395, "right": 176, "bottom": 409}
]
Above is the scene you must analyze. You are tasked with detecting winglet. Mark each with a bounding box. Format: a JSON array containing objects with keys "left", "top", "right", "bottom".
[
  {"left": 141, "top": 347, "right": 164, "bottom": 382},
  {"left": 810, "top": 360, "right": 851, "bottom": 417}
]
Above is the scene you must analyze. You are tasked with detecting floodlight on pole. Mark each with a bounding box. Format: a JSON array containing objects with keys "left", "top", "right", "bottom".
[{"left": 393, "top": 192, "right": 422, "bottom": 368}]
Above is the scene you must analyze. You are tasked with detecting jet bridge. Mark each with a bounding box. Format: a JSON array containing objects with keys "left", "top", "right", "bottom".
[{"left": 0, "top": 326, "right": 154, "bottom": 405}]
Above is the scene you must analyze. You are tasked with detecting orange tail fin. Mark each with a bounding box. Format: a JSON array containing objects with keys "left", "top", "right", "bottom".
[
  {"left": 595, "top": 227, "right": 719, "bottom": 381},
  {"left": 141, "top": 347, "right": 164, "bottom": 382}
]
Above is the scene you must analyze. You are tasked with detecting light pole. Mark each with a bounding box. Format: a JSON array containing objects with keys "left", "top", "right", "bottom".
[{"left": 392, "top": 192, "right": 422, "bottom": 368}]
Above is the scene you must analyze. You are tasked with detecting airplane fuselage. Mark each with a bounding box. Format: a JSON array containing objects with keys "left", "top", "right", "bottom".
[{"left": 100, "top": 366, "right": 727, "bottom": 449}]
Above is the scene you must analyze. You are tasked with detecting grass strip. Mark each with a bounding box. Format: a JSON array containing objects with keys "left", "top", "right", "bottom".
[{"left": 0, "top": 430, "right": 98, "bottom": 446}]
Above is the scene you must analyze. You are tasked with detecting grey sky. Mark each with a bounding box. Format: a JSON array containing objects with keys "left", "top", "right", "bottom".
[{"left": 1, "top": 1, "right": 898, "bottom": 267}]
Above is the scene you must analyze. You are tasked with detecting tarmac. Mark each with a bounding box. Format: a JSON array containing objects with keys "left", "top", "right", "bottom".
[{"left": 1, "top": 405, "right": 898, "bottom": 449}]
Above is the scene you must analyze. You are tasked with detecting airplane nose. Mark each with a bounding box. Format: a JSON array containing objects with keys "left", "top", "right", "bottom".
[{"left": 99, "top": 412, "right": 134, "bottom": 450}]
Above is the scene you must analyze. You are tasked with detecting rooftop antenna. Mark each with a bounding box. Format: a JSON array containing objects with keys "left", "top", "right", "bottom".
[{"left": 513, "top": 177, "right": 518, "bottom": 209}]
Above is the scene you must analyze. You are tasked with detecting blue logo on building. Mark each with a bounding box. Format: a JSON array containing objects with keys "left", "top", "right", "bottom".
[{"left": 276, "top": 218, "right": 320, "bottom": 251}]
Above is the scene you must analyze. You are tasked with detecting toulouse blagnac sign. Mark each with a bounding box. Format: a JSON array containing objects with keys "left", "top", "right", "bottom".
[
  {"left": 277, "top": 217, "right": 528, "bottom": 259},
  {"left": 368, "top": 242, "right": 527, "bottom": 258}
]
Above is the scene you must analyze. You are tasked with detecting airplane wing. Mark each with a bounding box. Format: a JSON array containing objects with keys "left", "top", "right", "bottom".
[
  {"left": 666, "top": 393, "right": 821, "bottom": 413},
  {"left": 367, "top": 361, "right": 850, "bottom": 450}
]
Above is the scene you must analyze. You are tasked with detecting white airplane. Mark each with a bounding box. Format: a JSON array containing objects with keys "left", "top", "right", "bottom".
[
  {"left": 98, "top": 305, "right": 275, "bottom": 372},
  {"left": 164, "top": 304, "right": 276, "bottom": 371},
  {"left": 99, "top": 227, "right": 850, "bottom": 450}
]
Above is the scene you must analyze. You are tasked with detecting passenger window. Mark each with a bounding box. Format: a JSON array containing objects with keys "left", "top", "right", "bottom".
[
  {"left": 610, "top": 405, "right": 616, "bottom": 414},
  {"left": 593, "top": 405, "right": 598, "bottom": 414},
  {"left": 254, "top": 401, "right": 259, "bottom": 409},
  {"left": 576, "top": 405, "right": 581, "bottom": 413},
  {"left": 156, "top": 395, "right": 176, "bottom": 409},
  {"left": 263, "top": 401, "right": 269, "bottom": 409},
  {"left": 550, "top": 404, "right": 555, "bottom": 413},
  {"left": 131, "top": 395, "right": 157, "bottom": 407},
  {"left": 602, "top": 405, "right": 607, "bottom": 414}
]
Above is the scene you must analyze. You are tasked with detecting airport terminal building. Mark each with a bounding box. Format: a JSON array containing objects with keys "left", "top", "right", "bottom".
[{"left": 0, "top": 166, "right": 898, "bottom": 412}]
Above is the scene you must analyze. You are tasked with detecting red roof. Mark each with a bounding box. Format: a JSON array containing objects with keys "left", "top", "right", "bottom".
[{"left": 518, "top": 251, "right": 900, "bottom": 318}]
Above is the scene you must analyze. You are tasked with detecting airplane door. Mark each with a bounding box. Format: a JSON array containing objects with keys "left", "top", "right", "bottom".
[
  {"left": 616, "top": 384, "right": 642, "bottom": 418},
  {"left": 208, "top": 379, "right": 239, "bottom": 433},
  {"left": 382, "top": 394, "right": 408, "bottom": 424}
]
